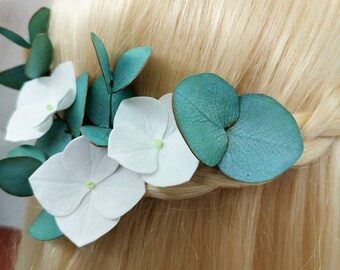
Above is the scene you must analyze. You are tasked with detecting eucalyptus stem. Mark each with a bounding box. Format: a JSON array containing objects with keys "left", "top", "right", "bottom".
[{"left": 109, "top": 90, "right": 114, "bottom": 129}]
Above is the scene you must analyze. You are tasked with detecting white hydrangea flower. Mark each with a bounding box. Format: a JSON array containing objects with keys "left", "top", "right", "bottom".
[
  {"left": 108, "top": 94, "right": 199, "bottom": 187},
  {"left": 29, "top": 136, "right": 145, "bottom": 247},
  {"left": 5, "top": 62, "right": 76, "bottom": 142}
]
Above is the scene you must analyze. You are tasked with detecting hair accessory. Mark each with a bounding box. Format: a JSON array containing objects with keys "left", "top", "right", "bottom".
[{"left": 0, "top": 7, "right": 304, "bottom": 247}]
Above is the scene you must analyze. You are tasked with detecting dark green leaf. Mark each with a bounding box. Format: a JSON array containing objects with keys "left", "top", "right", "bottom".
[
  {"left": 65, "top": 73, "right": 89, "bottom": 137},
  {"left": 8, "top": 145, "right": 46, "bottom": 163},
  {"left": 35, "top": 120, "right": 72, "bottom": 158},
  {"left": 81, "top": 126, "right": 112, "bottom": 147},
  {"left": 0, "top": 157, "right": 41, "bottom": 196},
  {"left": 173, "top": 73, "right": 239, "bottom": 166},
  {"left": 28, "top": 7, "right": 50, "bottom": 43},
  {"left": 86, "top": 75, "right": 134, "bottom": 127},
  {"left": 25, "top": 34, "right": 52, "bottom": 79},
  {"left": 218, "top": 94, "right": 304, "bottom": 182},
  {"left": 28, "top": 210, "right": 63, "bottom": 241},
  {"left": 0, "top": 65, "right": 30, "bottom": 89},
  {"left": 90, "top": 33, "right": 113, "bottom": 93},
  {"left": 0, "top": 27, "right": 30, "bottom": 48},
  {"left": 112, "top": 47, "right": 152, "bottom": 92}
]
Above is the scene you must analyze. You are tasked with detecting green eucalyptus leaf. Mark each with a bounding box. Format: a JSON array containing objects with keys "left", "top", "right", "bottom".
[
  {"left": 35, "top": 120, "right": 72, "bottom": 158},
  {"left": 28, "top": 7, "right": 50, "bottom": 43},
  {"left": 28, "top": 210, "right": 63, "bottom": 241},
  {"left": 0, "top": 157, "right": 41, "bottom": 196},
  {"left": 81, "top": 126, "right": 112, "bottom": 147},
  {"left": 0, "top": 27, "right": 31, "bottom": 48},
  {"left": 112, "top": 47, "right": 152, "bottom": 92},
  {"left": 8, "top": 145, "right": 46, "bottom": 163},
  {"left": 86, "top": 75, "right": 134, "bottom": 128},
  {"left": 65, "top": 73, "right": 89, "bottom": 137},
  {"left": 218, "top": 94, "right": 304, "bottom": 182},
  {"left": 25, "top": 34, "right": 52, "bottom": 79},
  {"left": 173, "top": 73, "right": 239, "bottom": 166},
  {"left": 90, "top": 33, "right": 113, "bottom": 93},
  {"left": 0, "top": 65, "right": 30, "bottom": 89}
]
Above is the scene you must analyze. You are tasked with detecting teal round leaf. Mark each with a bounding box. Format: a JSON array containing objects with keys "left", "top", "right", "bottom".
[
  {"left": 81, "top": 126, "right": 112, "bottom": 147},
  {"left": 8, "top": 145, "right": 46, "bottom": 163},
  {"left": 28, "top": 210, "right": 63, "bottom": 241},
  {"left": 0, "top": 157, "right": 41, "bottom": 196},
  {"left": 25, "top": 34, "right": 52, "bottom": 79},
  {"left": 173, "top": 73, "right": 239, "bottom": 166},
  {"left": 0, "top": 65, "right": 30, "bottom": 90},
  {"left": 35, "top": 120, "right": 72, "bottom": 158},
  {"left": 90, "top": 33, "right": 112, "bottom": 93},
  {"left": 218, "top": 94, "right": 303, "bottom": 182},
  {"left": 28, "top": 7, "right": 50, "bottom": 43},
  {"left": 86, "top": 75, "right": 134, "bottom": 127},
  {"left": 112, "top": 47, "right": 152, "bottom": 92},
  {"left": 65, "top": 73, "right": 89, "bottom": 137}
]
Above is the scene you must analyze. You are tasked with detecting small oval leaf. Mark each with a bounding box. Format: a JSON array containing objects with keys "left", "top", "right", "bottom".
[
  {"left": 112, "top": 47, "right": 152, "bottom": 92},
  {"left": 86, "top": 75, "right": 134, "bottom": 127},
  {"left": 8, "top": 145, "right": 46, "bottom": 163},
  {"left": 90, "top": 33, "right": 112, "bottom": 93},
  {"left": 0, "top": 27, "right": 31, "bottom": 48},
  {"left": 25, "top": 34, "right": 52, "bottom": 79},
  {"left": 81, "top": 126, "right": 112, "bottom": 147},
  {"left": 65, "top": 73, "right": 89, "bottom": 137},
  {"left": 0, "top": 65, "right": 30, "bottom": 90},
  {"left": 218, "top": 94, "right": 304, "bottom": 182},
  {"left": 173, "top": 73, "right": 239, "bottom": 166},
  {"left": 28, "top": 210, "right": 63, "bottom": 241},
  {"left": 0, "top": 157, "right": 42, "bottom": 196},
  {"left": 35, "top": 120, "right": 72, "bottom": 158},
  {"left": 28, "top": 7, "right": 50, "bottom": 43}
]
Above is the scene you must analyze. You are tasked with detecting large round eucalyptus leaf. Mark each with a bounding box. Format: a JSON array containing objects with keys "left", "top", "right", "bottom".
[
  {"left": 35, "top": 120, "right": 72, "bottom": 158},
  {"left": 112, "top": 47, "right": 152, "bottom": 92},
  {"left": 218, "top": 94, "right": 303, "bottom": 182},
  {"left": 86, "top": 75, "right": 134, "bottom": 128},
  {"left": 8, "top": 145, "right": 46, "bottom": 163},
  {"left": 25, "top": 34, "right": 52, "bottom": 79},
  {"left": 173, "top": 73, "right": 239, "bottom": 167},
  {"left": 0, "top": 157, "right": 41, "bottom": 196},
  {"left": 28, "top": 210, "right": 63, "bottom": 241}
]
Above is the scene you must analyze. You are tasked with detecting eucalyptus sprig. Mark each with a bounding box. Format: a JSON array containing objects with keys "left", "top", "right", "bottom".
[
  {"left": 0, "top": 7, "right": 52, "bottom": 89},
  {"left": 83, "top": 33, "right": 152, "bottom": 145}
]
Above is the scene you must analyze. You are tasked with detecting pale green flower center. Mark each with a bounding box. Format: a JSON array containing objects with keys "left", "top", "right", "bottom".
[
  {"left": 85, "top": 180, "right": 96, "bottom": 190},
  {"left": 152, "top": 139, "right": 163, "bottom": 150},
  {"left": 46, "top": 104, "right": 54, "bottom": 112}
]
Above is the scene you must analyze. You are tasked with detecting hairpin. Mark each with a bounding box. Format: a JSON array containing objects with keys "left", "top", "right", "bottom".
[{"left": 0, "top": 7, "right": 303, "bottom": 247}]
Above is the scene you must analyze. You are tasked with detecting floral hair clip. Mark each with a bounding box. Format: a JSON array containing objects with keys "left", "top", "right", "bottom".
[{"left": 0, "top": 8, "right": 303, "bottom": 247}]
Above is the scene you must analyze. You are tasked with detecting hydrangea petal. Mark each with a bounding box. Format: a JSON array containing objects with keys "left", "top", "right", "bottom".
[
  {"left": 29, "top": 153, "right": 89, "bottom": 216},
  {"left": 114, "top": 97, "right": 168, "bottom": 139},
  {"left": 5, "top": 106, "right": 53, "bottom": 141},
  {"left": 56, "top": 194, "right": 120, "bottom": 247},
  {"left": 108, "top": 125, "right": 158, "bottom": 174},
  {"left": 159, "top": 93, "right": 177, "bottom": 139},
  {"left": 62, "top": 136, "right": 118, "bottom": 182},
  {"left": 17, "top": 78, "right": 51, "bottom": 108},
  {"left": 143, "top": 131, "right": 199, "bottom": 187},
  {"left": 94, "top": 167, "right": 145, "bottom": 219},
  {"left": 49, "top": 62, "right": 77, "bottom": 110}
]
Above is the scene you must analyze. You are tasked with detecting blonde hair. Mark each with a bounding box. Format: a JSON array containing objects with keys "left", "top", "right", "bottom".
[{"left": 17, "top": 0, "right": 340, "bottom": 269}]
